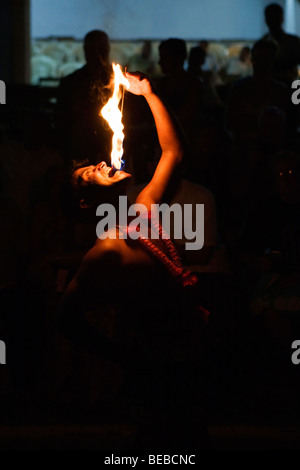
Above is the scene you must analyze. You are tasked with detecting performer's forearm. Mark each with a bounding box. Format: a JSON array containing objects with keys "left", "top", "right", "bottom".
[{"left": 145, "top": 92, "right": 185, "bottom": 163}]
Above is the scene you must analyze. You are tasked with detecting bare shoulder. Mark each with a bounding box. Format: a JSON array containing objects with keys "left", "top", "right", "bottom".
[
  {"left": 83, "top": 236, "right": 124, "bottom": 268},
  {"left": 84, "top": 226, "right": 154, "bottom": 268},
  {"left": 72, "top": 237, "right": 125, "bottom": 293},
  {"left": 74, "top": 227, "right": 156, "bottom": 294}
]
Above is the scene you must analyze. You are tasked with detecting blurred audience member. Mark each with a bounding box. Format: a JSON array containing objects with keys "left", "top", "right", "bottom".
[
  {"left": 56, "top": 30, "right": 113, "bottom": 164},
  {"left": 127, "top": 40, "right": 156, "bottom": 76},
  {"left": 188, "top": 46, "right": 223, "bottom": 113},
  {"left": 199, "top": 40, "right": 219, "bottom": 73},
  {"left": 224, "top": 39, "right": 294, "bottom": 264},
  {"left": 226, "top": 40, "right": 290, "bottom": 144},
  {"left": 262, "top": 3, "right": 300, "bottom": 85},
  {"left": 226, "top": 46, "right": 253, "bottom": 79},
  {"left": 155, "top": 38, "right": 204, "bottom": 143}
]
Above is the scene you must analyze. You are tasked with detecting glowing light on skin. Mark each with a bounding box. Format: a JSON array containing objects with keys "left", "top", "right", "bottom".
[{"left": 100, "top": 63, "right": 130, "bottom": 171}]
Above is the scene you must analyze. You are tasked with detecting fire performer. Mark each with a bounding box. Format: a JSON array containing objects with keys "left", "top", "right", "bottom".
[{"left": 56, "top": 70, "right": 209, "bottom": 449}]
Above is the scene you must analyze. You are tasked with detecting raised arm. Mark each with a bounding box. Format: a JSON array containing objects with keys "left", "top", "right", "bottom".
[{"left": 125, "top": 71, "right": 186, "bottom": 208}]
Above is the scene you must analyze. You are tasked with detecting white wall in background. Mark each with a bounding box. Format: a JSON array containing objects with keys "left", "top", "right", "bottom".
[
  {"left": 285, "top": 0, "right": 296, "bottom": 33},
  {"left": 294, "top": 0, "right": 300, "bottom": 34},
  {"left": 31, "top": 0, "right": 272, "bottom": 40}
]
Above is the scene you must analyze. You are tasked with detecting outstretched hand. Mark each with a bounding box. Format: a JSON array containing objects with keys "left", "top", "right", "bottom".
[{"left": 125, "top": 71, "right": 154, "bottom": 96}]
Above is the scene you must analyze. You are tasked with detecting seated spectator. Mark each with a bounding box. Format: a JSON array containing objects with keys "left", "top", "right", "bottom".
[
  {"left": 225, "top": 46, "right": 253, "bottom": 80},
  {"left": 199, "top": 40, "right": 219, "bottom": 73},
  {"left": 198, "top": 39, "right": 225, "bottom": 89},
  {"left": 188, "top": 46, "right": 206, "bottom": 77},
  {"left": 188, "top": 46, "right": 223, "bottom": 113},
  {"left": 127, "top": 40, "right": 156, "bottom": 76}
]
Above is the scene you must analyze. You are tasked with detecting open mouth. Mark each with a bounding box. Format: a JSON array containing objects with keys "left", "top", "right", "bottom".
[
  {"left": 97, "top": 162, "right": 119, "bottom": 178},
  {"left": 108, "top": 167, "right": 117, "bottom": 178}
]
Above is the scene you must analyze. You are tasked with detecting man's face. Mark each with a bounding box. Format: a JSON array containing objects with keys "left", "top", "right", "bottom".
[
  {"left": 72, "top": 161, "right": 131, "bottom": 209},
  {"left": 73, "top": 161, "right": 131, "bottom": 189}
]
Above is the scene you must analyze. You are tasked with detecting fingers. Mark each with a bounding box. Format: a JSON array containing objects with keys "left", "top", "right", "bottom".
[{"left": 125, "top": 70, "right": 148, "bottom": 81}]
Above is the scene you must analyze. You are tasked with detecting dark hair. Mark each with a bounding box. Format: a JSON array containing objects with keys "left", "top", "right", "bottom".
[
  {"left": 265, "top": 3, "right": 283, "bottom": 19},
  {"left": 241, "top": 46, "right": 251, "bottom": 54},
  {"left": 59, "top": 159, "right": 102, "bottom": 222},
  {"left": 188, "top": 46, "right": 206, "bottom": 73},
  {"left": 83, "top": 29, "right": 110, "bottom": 69},
  {"left": 59, "top": 158, "right": 128, "bottom": 223},
  {"left": 84, "top": 30, "right": 109, "bottom": 49},
  {"left": 159, "top": 38, "right": 187, "bottom": 63}
]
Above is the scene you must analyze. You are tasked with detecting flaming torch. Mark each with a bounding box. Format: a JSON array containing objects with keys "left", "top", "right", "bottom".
[{"left": 100, "top": 63, "right": 130, "bottom": 171}]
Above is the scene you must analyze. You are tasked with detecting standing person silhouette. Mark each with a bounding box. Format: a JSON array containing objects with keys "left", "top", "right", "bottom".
[
  {"left": 56, "top": 30, "right": 113, "bottom": 164},
  {"left": 262, "top": 3, "right": 300, "bottom": 85},
  {"left": 56, "top": 71, "right": 209, "bottom": 449},
  {"left": 155, "top": 38, "right": 204, "bottom": 144}
]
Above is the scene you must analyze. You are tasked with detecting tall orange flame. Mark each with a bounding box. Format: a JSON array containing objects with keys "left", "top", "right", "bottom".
[{"left": 100, "top": 63, "right": 129, "bottom": 170}]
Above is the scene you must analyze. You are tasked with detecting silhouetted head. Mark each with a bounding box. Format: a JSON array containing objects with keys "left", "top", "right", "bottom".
[
  {"left": 264, "top": 3, "right": 284, "bottom": 33},
  {"left": 239, "top": 46, "right": 251, "bottom": 62},
  {"left": 199, "top": 40, "right": 209, "bottom": 52},
  {"left": 84, "top": 30, "right": 110, "bottom": 69},
  {"left": 61, "top": 159, "right": 131, "bottom": 222},
  {"left": 159, "top": 38, "right": 187, "bottom": 74},
  {"left": 251, "top": 39, "right": 278, "bottom": 77},
  {"left": 188, "top": 46, "right": 206, "bottom": 75}
]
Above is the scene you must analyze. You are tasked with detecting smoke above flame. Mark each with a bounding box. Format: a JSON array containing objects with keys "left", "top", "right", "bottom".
[{"left": 100, "top": 63, "right": 130, "bottom": 170}]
